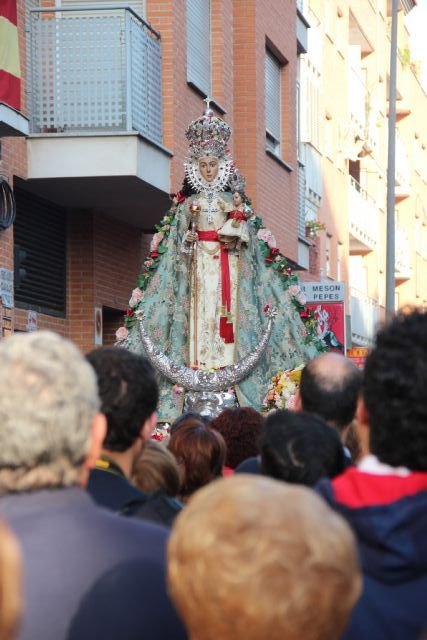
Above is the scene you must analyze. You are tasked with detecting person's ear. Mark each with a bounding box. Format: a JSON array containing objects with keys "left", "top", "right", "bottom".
[
  {"left": 80, "top": 413, "right": 107, "bottom": 487},
  {"left": 140, "top": 411, "right": 158, "bottom": 442},
  {"left": 355, "top": 396, "right": 370, "bottom": 457},
  {"left": 293, "top": 390, "right": 303, "bottom": 412},
  {"left": 86, "top": 413, "right": 107, "bottom": 470}
]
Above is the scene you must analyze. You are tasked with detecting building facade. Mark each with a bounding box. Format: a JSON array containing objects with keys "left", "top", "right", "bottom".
[{"left": 0, "top": 0, "right": 426, "bottom": 352}]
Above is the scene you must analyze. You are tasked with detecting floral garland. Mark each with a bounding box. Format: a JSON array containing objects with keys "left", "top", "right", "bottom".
[
  {"left": 116, "top": 196, "right": 327, "bottom": 353},
  {"left": 250, "top": 216, "right": 327, "bottom": 352},
  {"left": 261, "top": 364, "right": 304, "bottom": 413}
]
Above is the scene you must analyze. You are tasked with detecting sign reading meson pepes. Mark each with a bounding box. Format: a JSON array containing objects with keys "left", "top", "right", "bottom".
[{"left": 299, "top": 282, "right": 345, "bottom": 303}]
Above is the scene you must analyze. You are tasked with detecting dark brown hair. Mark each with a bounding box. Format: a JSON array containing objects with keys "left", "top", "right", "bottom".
[
  {"left": 210, "top": 408, "right": 265, "bottom": 469},
  {"left": 168, "top": 424, "right": 226, "bottom": 500}
]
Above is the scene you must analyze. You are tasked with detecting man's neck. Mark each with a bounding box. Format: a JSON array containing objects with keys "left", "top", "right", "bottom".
[{"left": 100, "top": 448, "right": 135, "bottom": 480}]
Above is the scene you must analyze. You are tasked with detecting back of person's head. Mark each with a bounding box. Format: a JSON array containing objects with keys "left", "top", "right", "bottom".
[
  {"left": 168, "top": 475, "right": 361, "bottom": 640},
  {"left": 363, "top": 309, "right": 427, "bottom": 470},
  {"left": 210, "top": 407, "right": 265, "bottom": 469},
  {"left": 86, "top": 347, "right": 158, "bottom": 452},
  {"left": 0, "top": 331, "right": 100, "bottom": 492},
  {"left": 168, "top": 424, "right": 225, "bottom": 500},
  {"left": 0, "top": 521, "right": 22, "bottom": 640},
  {"left": 260, "top": 410, "right": 345, "bottom": 485},
  {"left": 132, "top": 440, "right": 180, "bottom": 497},
  {"left": 170, "top": 412, "right": 210, "bottom": 436},
  {"left": 299, "top": 352, "right": 362, "bottom": 433}
]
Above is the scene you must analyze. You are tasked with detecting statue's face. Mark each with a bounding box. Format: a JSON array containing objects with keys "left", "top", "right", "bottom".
[
  {"left": 233, "top": 191, "right": 243, "bottom": 207},
  {"left": 198, "top": 156, "right": 219, "bottom": 182}
]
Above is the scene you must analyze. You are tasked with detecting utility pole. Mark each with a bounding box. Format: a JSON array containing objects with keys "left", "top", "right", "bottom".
[{"left": 385, "top": 0, "right": 399, "bottom": 321}]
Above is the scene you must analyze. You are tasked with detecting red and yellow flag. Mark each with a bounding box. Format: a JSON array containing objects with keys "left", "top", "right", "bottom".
[{"left": 0, "top": 0, "right": 21, "bottom": 110}]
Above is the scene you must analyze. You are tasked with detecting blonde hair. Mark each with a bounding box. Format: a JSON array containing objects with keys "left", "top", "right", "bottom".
[
  {"left": 168, "top": 475, "right": 361, "bottom": 640},
  {"left": 0, "top": 521, "right": 22, "bottom": 640},
  {"left": 0, "top": 331, "right": 99, "bottom": 492},
  {"left": 132, "top": 440, "right": 180, "bottom": 497}
]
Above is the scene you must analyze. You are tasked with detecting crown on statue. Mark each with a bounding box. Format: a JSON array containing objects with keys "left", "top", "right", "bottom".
[
  {"left": 228, "top": 167, "right": 246, "bottom": 193},
  {"left": 186, "top": 104, "right": 231, "bottom": 161}
]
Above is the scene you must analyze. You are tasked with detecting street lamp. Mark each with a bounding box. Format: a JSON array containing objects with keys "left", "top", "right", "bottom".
[{"left": 385, "top": 0, "right": 399, "bottom": 321}]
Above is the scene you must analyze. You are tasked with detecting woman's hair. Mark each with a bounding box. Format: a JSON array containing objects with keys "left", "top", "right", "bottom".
[
  {"left": 168, "top": 424, "right": 226, "bottom": 500},
  {"left": 170, "top": 412, "right": 211, "bottom": 436},
  {"left": 132, "top": 440, "right": 180, "bottom": 497},
  {"left": 210, "top": 408, "right": 265, "bottom": 469}
]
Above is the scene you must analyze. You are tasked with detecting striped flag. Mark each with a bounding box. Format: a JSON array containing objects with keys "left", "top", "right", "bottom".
[{"left": 0, "top": 0, "right": 21, "bottom": 110}]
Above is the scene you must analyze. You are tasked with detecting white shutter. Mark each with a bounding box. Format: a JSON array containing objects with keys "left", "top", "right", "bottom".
[
  {"left": 265, "top": 50, "right": 281, "bottom": 154},
  {"left": 60, "top": 0, "right": 145, "bottom": 19},
  {"left": 187, "top": 0, "right": 211, "bottom": 96}
]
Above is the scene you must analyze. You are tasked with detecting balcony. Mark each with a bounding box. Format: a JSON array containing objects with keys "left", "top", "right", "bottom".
[
  {"left": 349, "top": 66, "right": 367, "bottom": 138},
  {"left": 24, "top": 5, "right": 171, "bottom": 228},
  {"left": 348, "top": 177, "right": 379, "bottom": 254},
  {"left": 395, "top": 226, "right": 412, "bottom": 283},
  {"left": 350, "top": 287, "right": 380, "bottom": 347},
  {"left": 395, "top": 136, "right": 410, "bottom": 200}
]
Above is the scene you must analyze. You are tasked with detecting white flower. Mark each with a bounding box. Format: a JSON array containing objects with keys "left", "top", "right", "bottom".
[
  {"left": 129, "top": 287, "right": 143, "bottom": 308},
  {"left": 150, "top": 231, "right": 164, "bottom": 253},
  {"left": 288, "top": 285, "right": 300, "bottom": 297},
  {"left": 295, "top": 292, "right": 306, "bottom": 305},
  {"left": 115, "top": 326, "right": 129, "bottom": 343},
  {"left": 257, "top": 228, "right": 277, "bottom": 249}
]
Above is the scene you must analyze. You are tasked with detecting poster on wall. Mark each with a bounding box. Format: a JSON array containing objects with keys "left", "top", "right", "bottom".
[{"left": 300, "top": 282, "right": 346, "bottom": 354}]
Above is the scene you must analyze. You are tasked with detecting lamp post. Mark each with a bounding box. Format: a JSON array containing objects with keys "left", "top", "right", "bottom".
[{"left": 385, "top": 0, "right": 399, "bottom": 321}]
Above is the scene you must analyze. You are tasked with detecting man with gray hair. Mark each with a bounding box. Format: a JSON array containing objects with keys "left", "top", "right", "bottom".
[{"left": 0, "top": 331, "right": 186, "bottom": 640}]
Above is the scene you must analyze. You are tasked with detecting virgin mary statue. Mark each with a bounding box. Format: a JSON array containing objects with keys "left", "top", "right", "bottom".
[{"left": 116, "top": 106, "right": 326, "bottom": 422}]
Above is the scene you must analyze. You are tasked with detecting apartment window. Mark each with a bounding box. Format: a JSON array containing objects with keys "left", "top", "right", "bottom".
[
  {"left": 187, "top": 0, "right": 211, "bottom": 96},
  {"left": 14, "top": 189, "right": 66, "bottom": 317},
  {"left": 265, "top": 50, "right": 282, "bottom": 156}
]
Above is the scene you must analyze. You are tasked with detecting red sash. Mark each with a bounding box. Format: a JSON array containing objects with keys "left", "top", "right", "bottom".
[{"left": 197, "top": 230, "right": 234, "bottom": 343}]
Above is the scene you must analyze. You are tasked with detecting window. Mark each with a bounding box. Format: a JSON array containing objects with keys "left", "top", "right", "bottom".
[
  {"left": 265, "top": 50, "right": 282, "bottom": 156},
  {"left": 14, "top": 189, "right": 66, "bottom": 317},
  {"left": 187, "top": 0, "right": 211, "bottom": 96}
]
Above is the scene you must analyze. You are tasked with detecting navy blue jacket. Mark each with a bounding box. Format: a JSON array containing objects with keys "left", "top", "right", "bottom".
[
  {"left": 317, "top": 467, "right": 427, "bottom": 640},
  {"left": 0, "top": 487, "right": 187, "bottom": 640},
  {"left": 87, "top": 458, "right": 182, "bottom": 527}
]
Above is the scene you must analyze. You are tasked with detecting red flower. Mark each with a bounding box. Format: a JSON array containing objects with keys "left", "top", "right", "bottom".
[
  {"left": 126, "top": 308, "right": 135, "bottom": 317},
  {"left": 270, "top": 247, "right": 280, "bottom": 256},
  {"left": 299, "top": 309, "right": 310, "bottom": 319},
  {"left": 150, "top": 251, "right": 159, "bottom": 259},
  {"left": 285, "top": 267, "right": 292, "bottom": 275},
  {"left": 266, "top": 257, "right": 273, "bottom": 263},
  {"left": 263, "top": 304, "right": 271, "bottom": 312}
]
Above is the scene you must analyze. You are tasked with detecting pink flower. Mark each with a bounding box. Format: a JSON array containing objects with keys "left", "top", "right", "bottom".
[
  {"left": 295, "top": 292, "right": 306, "bottom": 305},
  {"left": 115, "top": 326, "right": 129, "bottom": 342},
  {"left": 257, "top": 228, "right": 277, "bottom": 249},
  {"left": 150, "top": 231, "right": 164, "bottom": 253},
  {"left": 129, "top": 287, "right": 143, "bottom": 308},
  {"left": 288, "top": 285, "right": 300, "bottom": 296},
  {"left": 173, "top": 384, "right": 184, "bottom": 395}
]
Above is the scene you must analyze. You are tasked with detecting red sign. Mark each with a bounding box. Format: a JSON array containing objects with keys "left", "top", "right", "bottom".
[
  {"left": 306, "top": 302, "right": 346, "bottom": 353},
  {"left": 346, "top": 347, "right": 369, "bottom": 369}
]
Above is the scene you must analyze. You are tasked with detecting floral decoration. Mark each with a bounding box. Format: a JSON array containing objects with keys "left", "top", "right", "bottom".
[{"left": 261, "top": 364, "right": 304, "bottom": 413}]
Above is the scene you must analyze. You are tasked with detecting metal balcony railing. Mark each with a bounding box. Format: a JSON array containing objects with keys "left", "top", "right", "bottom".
[
  {"left": 28, "top": 5, "right": 162, "bottom": 144},
  {"left": 348, "top": 176, "right": 379, "bottom": 251},
  {"left": 395, "top": 226, "right": 412, "bottom": 279},
  {"left": 349, "top": 287, "right": 380, "bottom": 346},
  {"left": 349, "top": 66, "right": 367, "bottom": 135}
]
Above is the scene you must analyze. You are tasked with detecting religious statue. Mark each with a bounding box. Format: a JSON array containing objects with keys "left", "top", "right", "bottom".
[{"left": 116, "top": 104, "right": 326, "bottom": 421}]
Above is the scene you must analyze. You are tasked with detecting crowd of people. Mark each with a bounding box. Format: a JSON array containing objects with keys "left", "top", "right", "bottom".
[{"left": 0, "top": 308, "right": 426, "bottom": 639}]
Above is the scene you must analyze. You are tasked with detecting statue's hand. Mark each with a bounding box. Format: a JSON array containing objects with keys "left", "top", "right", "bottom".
[{"left": 184, "top": 230, "right": 198, "bottom": 244}]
